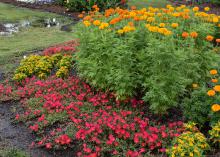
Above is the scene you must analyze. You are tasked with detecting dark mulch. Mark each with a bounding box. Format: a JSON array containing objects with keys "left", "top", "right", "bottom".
[
  {"left": 0, "top": 101, "right": 77, "bottom": 157},
  {"left": 169, "top": 0, "right": 220, "bottom": 15},
  {"left": 0, "top": 0, "right": 80, "bottom": 21}
]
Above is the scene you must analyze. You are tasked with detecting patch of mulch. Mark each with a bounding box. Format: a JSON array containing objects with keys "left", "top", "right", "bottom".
[
  {"left": 0, "top": 0, "right": 80, "bottom": 21},
  {"left": 0, "top": 101, "right": 77, "bottom": 157},
  {"left": 169, "top": 0, "right": 220, "bottom": 15}
]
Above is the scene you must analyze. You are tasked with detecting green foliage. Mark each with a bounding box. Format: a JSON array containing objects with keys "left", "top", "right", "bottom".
[
  {"left": 0, "top": 149, "right": 28, "bottom": 157},
  {"left": 209, "top": 121, "right": 220, "bottom": 145},
  {"left": 182, "top": 86, "right": 212, "bottom": 126},
  {"left": 62, "top": 0, "right": 126, "bottom": 12},
  {"left": 75, "top": 9, "right": 219, "bottom": 113}
]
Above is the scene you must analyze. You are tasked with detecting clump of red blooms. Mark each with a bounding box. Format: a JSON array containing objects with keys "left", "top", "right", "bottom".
[
  {"left": 43, "top": 40, "right": 78, "bottom": 56},
  {"left": 0, "top": 41, "right": 184, "bottom": 156},
  {"left": 0, "top": 80, "right": 15, "bottom": 102},
  {"left": 5, "top": 75, "right": 184, "bottom": 157}
]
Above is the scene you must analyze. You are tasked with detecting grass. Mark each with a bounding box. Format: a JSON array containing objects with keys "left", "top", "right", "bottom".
[
  {"left": 0, "top": 148, "right": 28, "bottom": 157},
  {"left": 0, "top": 2, "right": 75, "bottom": 75},
  {"left": 128, "top": 0, "right": 170, "bottom": 8},
  {"left": 0, "top": 2, "right": 62, "bottom": 22}
]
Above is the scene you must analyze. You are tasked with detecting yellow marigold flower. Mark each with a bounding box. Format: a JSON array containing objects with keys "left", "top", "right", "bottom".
[
  {"left": 212, "top": 79, "right": 218, "bottom": 83},
  {"left": 207, "top": 90, "right": 216, "bottom": 96},
  {"left": 147, "top": 17, "right": 155, "bottom": 23},
  {"left": 117, "top": 29, "right": 124, "bottom": 34},
  {"left": 171, "top": 23, "right": 178, "bottom": 28},
  {"left": 163, "top": 30, "right": 172, "bottom": 36},
  {"left": 193, "top": 7, "right": 199, "bottom": 12},
  {"left": 159, "top": 23, "right": 166, "bottom": 27},
  {"left": 145, "top": 24, "right": 150, "bottom": 28},
  {"left": 212, "top": 104, "right": 220, "bottom": 112},
  {"left": 99, "top": 22, "right": 109, "bottom": 30},
  {"left": 204, "top": 7, "right": 210, "bottom": 12},
  {"left": 214, "top": 85, "right": 220, "bottom": 92},
  {"left": 93, "top": 20, "right": 101, "bottom": 26},
  {"left": 172, "top": 12, "right": 180, "bottom": 17},
  {"left": 180, "top": 5, "right": 186, "bottom": 8},
  {"left": 192, "top": 83, "right": 198, "bottom": 88},
  {"left": 213, "top": 17, "right": 219, "bottom": 23},
  {"left": 166, "top": 4, "right": 172, "bottom": 8},
  {"left": 83, "top": 20, "right": 91, "bottom": 27}
]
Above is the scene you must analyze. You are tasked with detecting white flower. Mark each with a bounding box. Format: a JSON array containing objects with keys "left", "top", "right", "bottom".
[{"left": 23, "top": 55, "right": 27, "bottom": 59}]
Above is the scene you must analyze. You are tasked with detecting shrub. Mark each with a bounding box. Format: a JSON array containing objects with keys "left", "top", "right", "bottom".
[
  {"left": 60, "top": 0, "right": 127, "bottom": 12},
  {"left": 75, "top": 5, "right": 220, "bottom": 113}
]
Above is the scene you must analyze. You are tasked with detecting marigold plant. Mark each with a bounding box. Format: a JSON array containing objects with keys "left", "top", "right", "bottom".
[{"left": 76, "top": 5, "right": 220, "bottom": 113}]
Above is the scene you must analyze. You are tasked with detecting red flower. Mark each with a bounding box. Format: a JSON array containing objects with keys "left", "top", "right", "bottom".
[
  {"left": 30, "top": 124, "right": 39, "bottom": 132},
  {"left": 55, "top": 134, "right": 71, "bottom": 145},
  {"left": 45, "top": 143, "right": 52, "bottom": 149}
]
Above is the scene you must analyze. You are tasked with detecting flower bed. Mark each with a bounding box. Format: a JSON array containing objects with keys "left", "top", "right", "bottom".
[{"left": 0, "top": 3, "right": 220, "bottom": 157}]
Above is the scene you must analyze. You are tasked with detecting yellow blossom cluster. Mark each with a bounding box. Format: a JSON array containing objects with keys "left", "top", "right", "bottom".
[
  {"left": 13, "top": 54, "right": 72, "bottom": 81},
  {"left": 209, "top": 121, "right": 220, "bottom": 144},
  {"left": 167, "top": 122, "right": 209, "bottom": 157}
]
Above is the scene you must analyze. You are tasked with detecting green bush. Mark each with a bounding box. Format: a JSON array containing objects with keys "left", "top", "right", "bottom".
[
  {"left": 75, "top": 7, "right": 220, "bottom": 113},
  {"left": 59, "top": 0, "right": 126, "bottom": 12},
  {"left": 182, "top": 85, "right": 213, "bottom": 126}
]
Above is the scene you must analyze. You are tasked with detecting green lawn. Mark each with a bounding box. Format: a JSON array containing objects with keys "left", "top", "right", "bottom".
[
  {"left": 128, "top": 0, "right": 170, "bottom": 8},
  {"left": 0, "top": 2, "right": 63, "bottom": 22},
  {"left": 0, "top": 2, "right": 75, "bottom": 75}
]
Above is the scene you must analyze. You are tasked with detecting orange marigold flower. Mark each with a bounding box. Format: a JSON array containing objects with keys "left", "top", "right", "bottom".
[
  {"left": 92, "top": 5, "right": 98, "bottom": 9},
  {"left": 190, "top": 32, "right": 198, "bottom": 38},
  {"left": 128, "top": 22, "right": 134, "bottom": 26},
  {"left": 206, "top": 35, "right": 214, "bottom": 41},
  {"left": 216, "top": 39, "right": 220, "bottom": 43},
  {"left": 131, "top": 6, "right": 137, "bottom": 10},
  {"left": 211, "top": 104, "right": 220, "bottom": 112},
  {"left": 182, "top": 32, "right": 189, "bottom": 38},
  {"left": 214, "top": 85, "right": 220, "bottom": 92},
  {"left": 78, "top": 14, "right": 84, "bottom": 18},
  {"left": 93, "top": 20, "right": 101, "bottom": 26},
  {"left": 193, "top": 7, "right": 199, "bottom": 12},
  {"left": 210, "top": 69, "right": 218, "bottom": 75},
  {"left": 207, "top": 90, "right": 216, "bottom": 96},
  {"left": 212, "top": 79, "right": 218, "bottom": 83}
]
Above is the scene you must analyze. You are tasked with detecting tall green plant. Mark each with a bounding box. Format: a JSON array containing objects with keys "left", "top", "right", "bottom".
[{"left": 75, "top": 8, "right": 220, "bottom": 113}]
